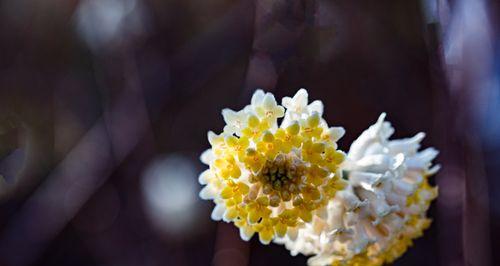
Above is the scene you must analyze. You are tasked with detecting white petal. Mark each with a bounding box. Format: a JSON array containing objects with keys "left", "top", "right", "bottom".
[
  {"left": 392, "top": 179, "right": 416, "bottom": 196},
  {"left": 262, "top": 93, "right": 277, "bottom": 108},
  {"left": 281, "top": 96, "right": 293, "bottom": 109},
  {"left": 199, "top": 185, "right": 217, "bottom": 200},
  {"left": 349, "top": 171, "right": 385, "bottom": 188},
  {"left": 223, "top": 125, "right": 236, "bottom": 134},
  {"left": 427, "top": 164, "right": 441, "bottom": 175},
  {"left": 207, "top": 131, "right": 217, "bottom": 144},
  {"left": 406, "top": 156, "right": 430, "bottom": 170},
  {"left": 198, "top": 169, "right": 212, "bottom": 185},
  {"left": 377, "top": 112, "right": 387, "bottom": 125},
  {"left": 363, "top": 142, "right": 385, "bottom": 156},
  {"left": 416, "top": 147, "right": 439, "bottom": 163},
  {"left": 294, "top": 88, "right": 309, "bottom": 106},
  {"left": 239, "top": 227, "right": 255, "bottom": 241},
  {"left": 243, "top": 104, "right": 253, "bottom": 113},
  {"left": 308, "top": 254, "right": 334, "bottom": 266},
  {"left": 286, "top": 226, "right": 299, "bottom": 241},
  {"left": 211, "top": 203, "right": 226, "bottom": 221},
  {"left": 251, "top": 89, "right": 265, "bottom": 106},
  {"left": 200, "top": 149, "right": 214, "bottom": 165},
  {"left": 388, "top": 132, "right": 425, "bottom": 154},
  {"left": 259, "top": 235, "right": 271, "bottom": 245},
  {"left": 337, "top": 190, "right": 365, "bottom": 211},
  {"left": 308, "top": 100, "right": 324, "bottom": 116},
  {"left": 221, "top": 108, "right": 236, "bottom": 123},
  {"left": 354, "top": 154, "right": 394, "bottom": 172},
  {"left": 385, "top": 192, "right": 407, "bottom": 207},
  {"left": 347, "top": 114, "right": 392, "bottom": 161},
  {"left": 282, "top": 88, "right": 308, "bottom": 113},
  {"left": 329, "top": 127, "right": 345, "bottom": 142}
]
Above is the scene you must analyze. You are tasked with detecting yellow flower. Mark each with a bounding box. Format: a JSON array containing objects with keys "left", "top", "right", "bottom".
[
  {"left": 253, "top": 217, "right": 277, "bottom": 244},
  {"left": 274, "top": 122, "right": 302, "bottom": 153},
  {"left": 241, "top": 115, "right": 270, "bottom": 140},
  {"left": 213, "top": 155, "right": 241, "bottom": 179},
  {"left": 247, "top": 196, "right": 272, "bottom": 224},
  {"left": 256, "top": 131, "right": 283, "bottom": 160},
  {"left": 225, "top": 135, "right": 250, "bottom": 160},
  {"left": 300, "top": 112, "right": 323, "bottom": 139},
  {"left": 253, "top": 91, "right": 285, "bottom": 124},
  {"left": 241, "top": 148, "right": 264, "bottom": 172},
  {"left": 322, "top": 146, "right": 345, "bottom": 172},
  {"left": 208, "top": 131, "right": 227, "bottom": 157},
  {"left": 199, "top": 89, "right": 346, "bottom": 244},
  {"left": 302, "top": 140, "right": 326, "bottom": 165},
  {"left": 273, "top": 209, "right": 299, "bottom": 237}
]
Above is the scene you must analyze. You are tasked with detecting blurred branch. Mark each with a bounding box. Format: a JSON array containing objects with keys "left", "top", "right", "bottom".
[
  {"left": 0, "top": 54, "right": 153, "bottom": 266},
  {"left": 421, "top": 0, "right": 494, "bottom": 265}
]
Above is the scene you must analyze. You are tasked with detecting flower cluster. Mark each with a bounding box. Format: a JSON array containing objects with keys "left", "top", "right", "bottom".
[
  {"left": 276, "top": 113, "right": 439, "bottom": 266},
  {"left": 199, "top": 89, "right": 439, "bottom": 266},
  {"left": 199, "top": 89, "right": 347, "bottom": 244}
]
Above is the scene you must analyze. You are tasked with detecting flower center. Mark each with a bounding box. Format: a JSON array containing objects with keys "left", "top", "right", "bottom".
[{"left": 256, "top": 153, "right": 305, "bottom": 198}]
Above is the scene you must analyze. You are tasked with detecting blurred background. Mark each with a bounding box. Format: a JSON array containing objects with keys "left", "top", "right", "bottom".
[{"left": 0, "top": 0, "right": 499, "bottom": 265}]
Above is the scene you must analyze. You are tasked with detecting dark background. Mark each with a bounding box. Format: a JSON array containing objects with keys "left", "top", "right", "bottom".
[{"left": 0, "top": 0, "right": 499, "bottom": 265}]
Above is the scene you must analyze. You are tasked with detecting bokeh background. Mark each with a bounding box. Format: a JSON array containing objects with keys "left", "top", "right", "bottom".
[{"left": 0, "top": 0, "right": 499, "bottom": 265}]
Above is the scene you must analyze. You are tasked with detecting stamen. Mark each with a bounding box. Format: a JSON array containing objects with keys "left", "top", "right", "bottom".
[{"left": 255, "top": 153, "right": 305, "bottom": 200}]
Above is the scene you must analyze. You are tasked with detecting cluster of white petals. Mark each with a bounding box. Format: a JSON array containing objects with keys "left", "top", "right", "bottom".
[{"left": 275, "top": 113, "right": 439, "bottom": 266}]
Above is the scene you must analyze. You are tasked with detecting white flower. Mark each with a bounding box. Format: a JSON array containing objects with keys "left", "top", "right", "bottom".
[
  {"left": 275, "top": 184, "right": 376, "bottom": 265},
  {"left": 276, "top": 113, "right": 439, "bottom": 266},
  {"left": 282, "top": 88, "right": 324, "bottom": 127},
  {"left": 222, "top": 108, "right": 248, "bottom": 136},
  {"left": 249, "top": 89, "right": 285, "bottom": 127}
]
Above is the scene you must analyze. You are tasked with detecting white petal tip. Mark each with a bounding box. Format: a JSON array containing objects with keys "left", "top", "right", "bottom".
[
  {"left": 428, "top": 164, "right": 441, "bottom": 175},
  {"left": 239, "top": 229, "right": 254, "bottom": 241},
  {"left": 210, "top": 204, "right": 225, "bottom": 221},
  {"left": 199, "top": 186, "right": 215, "bottom": 200},
  {"left": 200, "top": 149, "right": 213, "bottom": 165}
]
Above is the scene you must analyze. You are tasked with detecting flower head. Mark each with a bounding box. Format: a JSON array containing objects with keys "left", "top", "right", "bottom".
[
  {"left": 199, "top": 89, "right": 346, "bottom": 244},
  {"left": 276, "top": 113, "right": 439, "bottom": 266}
]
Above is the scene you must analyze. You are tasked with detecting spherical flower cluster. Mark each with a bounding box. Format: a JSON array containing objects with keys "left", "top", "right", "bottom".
[
  {"left": 199, "top": 89, "right": 347, "bottom": 244},
  {"left": 199, "top": 89, "right": 439, "bottom": 266},
  {"left": 276, "top": 113, "right": 439, "bottom": 266}
]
